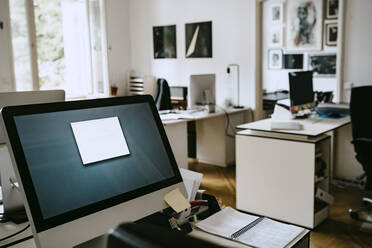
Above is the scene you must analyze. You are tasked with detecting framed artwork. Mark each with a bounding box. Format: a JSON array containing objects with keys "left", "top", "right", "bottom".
[
  {"left": 326, "top": 0, "right": 338, "bottom": 19},
  {"left": 270, "top": 4, "right": 283, "bottom": 24},
  {"left": 185, "top": 21, "right": 212, "bottom": 58},
  {"left": 284, "top": 54, "right": 304, "bottom": 69},
  {"left": 268, "top": 26, "right": 283, "bottom": 47},
  {"left": 325, "top": 23, "right": 338, "bottom": 46},
  {"left": 153, "top": 25, "right": 177, "bottom": 59},
  {"left": 308, "top": 54, "right": 337, "bottom": 76},
  {"left": 268, "top": 49, "right": 282, "bottom": 70},
  {"left": 286, "top": 0, "right": 323, "bottom": 51}
]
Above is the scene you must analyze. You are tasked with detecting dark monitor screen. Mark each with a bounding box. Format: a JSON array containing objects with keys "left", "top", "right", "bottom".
[
  {"left": 289, "top": 71, "right": 314, "bottom": 114},
  {"left": 1, "top": 95, "right": 182, "bottom": 232}
]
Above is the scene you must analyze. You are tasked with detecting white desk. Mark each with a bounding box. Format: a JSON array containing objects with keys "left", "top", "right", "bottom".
[
  {"left": 163, "top": 108, "right": 250, "bottom": 168},
  {"left": 0, "top": 216, "right": 309, "bottom": 248},
  {"left": 235, "top": 116, "right": 354, "bottom": 229}
]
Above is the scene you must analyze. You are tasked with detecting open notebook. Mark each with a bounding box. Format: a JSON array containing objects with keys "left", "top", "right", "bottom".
[{"left": 196, "top": 207, "right": 305, "bottom": 248}]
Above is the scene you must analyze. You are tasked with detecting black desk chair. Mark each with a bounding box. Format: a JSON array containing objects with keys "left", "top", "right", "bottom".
[{"left": 349, "top": 86, "right": 372, "bottom": 223}]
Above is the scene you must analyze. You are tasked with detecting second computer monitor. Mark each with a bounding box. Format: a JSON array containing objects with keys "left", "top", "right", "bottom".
[
  {"left": 189, "top": 74, "right": 216, "bottom": 108},
  {"left": 288, "top": 71, "right": 314, "bottom": 114}
]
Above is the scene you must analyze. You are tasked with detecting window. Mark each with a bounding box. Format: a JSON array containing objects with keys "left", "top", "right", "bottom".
[{"left": 9, "top": 0, "right": 109, "bottom": 98}]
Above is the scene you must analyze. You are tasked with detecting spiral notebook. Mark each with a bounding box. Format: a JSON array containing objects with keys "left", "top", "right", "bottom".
[{"left": 196, "top": 207, "right": 305, "bottom": 248}]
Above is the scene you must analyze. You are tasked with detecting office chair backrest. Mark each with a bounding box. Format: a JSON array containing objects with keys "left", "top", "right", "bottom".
[
  {"left": 350, "top": 86, "right": 372, "bottom": 140},
  {"left": 154, "top": 78, "right": 172, "bottom": 110}
]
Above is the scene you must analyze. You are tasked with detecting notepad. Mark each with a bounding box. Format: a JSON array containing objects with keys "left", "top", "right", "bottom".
[{"left": 196, "top": 207, "right": 305, "bottom": 248}]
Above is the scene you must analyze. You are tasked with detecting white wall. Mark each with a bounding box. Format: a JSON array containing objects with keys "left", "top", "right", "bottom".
[
  {"left": 262, "top": 0, "right": 338, "bottom": 94},
  {"left": 0, "top": 0, "right": 14, "bottom": 92},
  {"left": 342, "top": 0, "right": 372, "bottom": 102},
  {"left": 129, "top": 0, "right": 258, "bottom": 108},
  {"left": 106, "top": 0, "right": 131, "bottom": 95}
]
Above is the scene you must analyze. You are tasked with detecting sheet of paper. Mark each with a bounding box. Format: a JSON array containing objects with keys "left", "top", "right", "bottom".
[
  {"left": 196, "top": 207, "right": 259, "bottom": 238},
  {"left": 238, "top": 218, "right": 304, "bottom": 248},
  {"left": 180, "top": 168, "right": 203, "bottom": 201},
  {"left": 71, "top": 117, "right": 130, "bottom": 165},
  {"left": 164, "top": 188, "right": 191, "bottom": 213}
]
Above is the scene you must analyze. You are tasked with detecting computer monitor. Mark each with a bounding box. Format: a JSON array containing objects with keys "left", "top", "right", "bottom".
[
  {"left": 0, "top": 90, "right": 65, "bottom": 222},
  {"left": 1, "top": 95, "right": 186, "bottom": 247},
  {"left": 189, "top": 74, "right": 216, "bottom": 108},
  {"left": 288, "top": 71, "right": 314, "bottom": 115}
]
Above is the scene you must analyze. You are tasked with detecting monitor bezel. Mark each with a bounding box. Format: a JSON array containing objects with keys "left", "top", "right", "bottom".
[{"left": 1, "top": 95, "right": 183, "bottom": 233}]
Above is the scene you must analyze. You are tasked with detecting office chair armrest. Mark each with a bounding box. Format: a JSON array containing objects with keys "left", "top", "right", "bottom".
[{"left": 352, "top": 138, "right": 372, "bottom": 145}]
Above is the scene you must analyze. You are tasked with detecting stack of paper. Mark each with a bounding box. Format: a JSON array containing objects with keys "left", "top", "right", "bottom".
[{"left": 180, "top": 168, "right": 203, "bottom": 201}]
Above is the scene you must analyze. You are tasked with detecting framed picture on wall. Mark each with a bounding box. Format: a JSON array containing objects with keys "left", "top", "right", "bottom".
[
  {"left": 308, "top": 54, "right": 337, "bottom": 77},
  {"left": 286, "top": 0, "right": 323, "bottom": 51},
  {"left": 185, "top": 21, "right": 212, "bottom": 58},
  {"left": 153, "top": 25, "right": 177, "bottom": 59},
  {"left": 270, "top": 4, "right": 283, "bottom": 24},
  {"left": 284, "top": 54, "right": 304, "bottom": 69},
  {"left": 268, "top": 49, "right": 283, "bottom": 70},
  {"left": 268, "top": 26, "right": 283, "bottom": 47},
  {"left": 326, "top": 0, "right": 338, "bottom": 19},
  {"left": 325, "top": 23, "right": 338, "bottom": 46}
]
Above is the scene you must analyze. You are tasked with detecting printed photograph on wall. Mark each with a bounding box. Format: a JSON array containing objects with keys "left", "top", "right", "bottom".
[
  {"left": 270, "top": 4, "right": 283, "bottom": 24},
  {"left": 326, "top": 23, "right": 338, "bottom": 46},
  {"left": 326, "top": 0, "right": 338, "bottom": 19},
  {"left": 268, "top": 49, "right": 283, "bottom": 70},
  {"left": 286, "top": 0, "right": 323, "bottom": 51},
  {"left": 185, "top": 21, "right": 212, "bottom": 58},
  {"left": 308, "top": 54, "right": 337, "bottom": 76},
  {"left": 284, "top": 54, "right": 304, "bottom": 69},
  {"left": 269, "top": 26, "right": 283, "bottom": 47},
  {"left": 153, "top": 25, "right": 177, "bottom": 59}
]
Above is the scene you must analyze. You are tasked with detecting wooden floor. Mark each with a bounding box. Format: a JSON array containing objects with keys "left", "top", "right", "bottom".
[{"left": 189, "top": 161, "right": 372, "bottom": 248}]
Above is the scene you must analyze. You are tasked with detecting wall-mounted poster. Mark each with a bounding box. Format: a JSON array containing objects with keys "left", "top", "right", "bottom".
[
  {"left": 270, "top": 4, "right": 283, "bottom": 24},
  {"left": 286, "top": 0, "right": 323, "bottom": 51},
  {"left": 153, "top": 25, "right": 177, "bottom": 59},
  {"left": 284, "top": 54, "right": 304, "bottom": 69},
  {"left": 325, "top": 23, "right": 338, "bottom": 46},
  {"left": 185, "top": 21, "right": 212, "bottom": 58},
  {"left": 269, "top": 26, "right": 283, "bottom": 47},
  {"left": 308, "top": 54, "right": 337, "bottom": 76},
  {"left": 326, "top": 0, "right": 338, "bottom": 19},
  {"left": 268, "top": 49, "right": 282, "bottom": 70}
]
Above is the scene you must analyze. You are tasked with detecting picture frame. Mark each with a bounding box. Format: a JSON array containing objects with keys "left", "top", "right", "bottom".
[
  {"left": 270, "top": 4, "right": 283, "bottom": 24},
  {"left": 268, "top": 26, "right": 283, "bottom": 47},
  {"left": 286, "top": 0, "right": 323, "bottom": 51},
  {"left": 326, "top": 0, "right": 338, "bottom": 19},
  {"left": 185, "top": 21, "right": 212, "bottom": 58},
  {"left": 268, "top": 49, "right": 283, "bottom": 70},
  {"left": 153, "top": 25, "right": 177, "bottom": 59},
  {"left": 308, "top": 54, "right": 337, "bottom": 77},
  {"left": 284, "top": 54, "right": 304, "bottom": 69},
  {"left": 325, "top": 23, "right": 338, "bottom": 46}
]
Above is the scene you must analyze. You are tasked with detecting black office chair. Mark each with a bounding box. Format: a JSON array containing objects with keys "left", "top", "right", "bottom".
[
  {"left": 154, "top": 78, "right": 172, "bottom": 110},
  {"left": 107, "top": 222, "right": 225, "bottom": 248},
  {"left": 349, "top": 86, "right": 372, "bottom": 224}
]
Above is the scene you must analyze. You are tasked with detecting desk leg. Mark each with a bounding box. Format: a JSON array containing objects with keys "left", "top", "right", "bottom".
[{"left": 164, "top": 122, "right": 188, "bottom": 169}]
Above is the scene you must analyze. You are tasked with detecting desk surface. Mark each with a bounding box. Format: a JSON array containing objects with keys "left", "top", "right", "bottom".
[
  {"left": 237, "top": 116, "right": 350, "bottom": 137},
  {"left": 161, "top": 107, "right": 250, "bottom": 125},
  {"left": 0, "top": 223, "right": 309, "bottom": 248}
]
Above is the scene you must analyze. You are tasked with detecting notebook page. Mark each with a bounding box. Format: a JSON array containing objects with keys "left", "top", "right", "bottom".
[
  {"left": 196, "top": 207, "right": 259, "bottom": 238},
  {"left": 237, "top": 218, "right": 304, "bottom": 248}
]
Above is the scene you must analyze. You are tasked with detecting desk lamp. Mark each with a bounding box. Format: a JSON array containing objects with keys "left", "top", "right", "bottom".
[{"left": 227, "top": 64, "right": 243, "bottom": 108}]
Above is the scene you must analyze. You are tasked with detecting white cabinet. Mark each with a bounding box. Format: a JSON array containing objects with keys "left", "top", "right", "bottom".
[{"left": 236, "top": 131, "right": 331, "bottom": 228}]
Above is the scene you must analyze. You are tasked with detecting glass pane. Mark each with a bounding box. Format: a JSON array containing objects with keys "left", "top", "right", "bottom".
[
  {"left": 9, "top": 0, "right": 33, "bottom": 91},
  {"left": 34, "top": 0, "right": 66, "bottom": 90}
]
